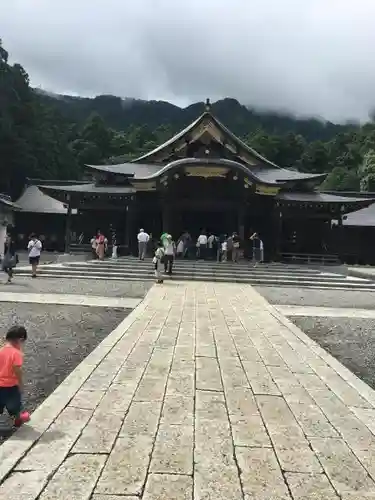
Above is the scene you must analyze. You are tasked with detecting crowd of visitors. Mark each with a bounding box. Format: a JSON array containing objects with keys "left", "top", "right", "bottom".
[{"left": 135, "top": 228, "right": 265, "bottom": 283}]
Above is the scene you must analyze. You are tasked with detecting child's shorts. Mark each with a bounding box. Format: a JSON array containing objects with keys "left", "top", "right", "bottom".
[{"left": 0, "top": 386, "right": 22, "bottom": 416}]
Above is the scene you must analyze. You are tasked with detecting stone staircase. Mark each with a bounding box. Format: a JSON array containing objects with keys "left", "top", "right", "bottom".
[{"left": 13, "top": 257, "right": 375, "bottom": 291}]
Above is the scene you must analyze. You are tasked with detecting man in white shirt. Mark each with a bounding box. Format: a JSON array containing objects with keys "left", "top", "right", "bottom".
[
  {"left": 27, "top": 233, "right": 42, "bottom": 277},
  {"left": 197, "top": 231, "right": 208, "bottom": 260},
  {"left": 137, "top": 229, "right": 149, "bottom": 260}
]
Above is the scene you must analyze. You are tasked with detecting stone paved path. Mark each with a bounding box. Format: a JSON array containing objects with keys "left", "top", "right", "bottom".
[{"left": 2, "top": 283, "right": 375, "bottom": 499}]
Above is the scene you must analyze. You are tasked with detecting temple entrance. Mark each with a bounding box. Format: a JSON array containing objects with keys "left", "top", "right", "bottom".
[{"left": 179, "top": 209, "right": 237, "bottom": 239}]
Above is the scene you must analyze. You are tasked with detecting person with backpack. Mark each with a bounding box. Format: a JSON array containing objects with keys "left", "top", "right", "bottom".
[{"left": 153, "top": 242, "right": 165, "bottom": 284}]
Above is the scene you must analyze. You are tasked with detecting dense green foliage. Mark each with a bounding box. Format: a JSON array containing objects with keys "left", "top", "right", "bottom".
[{"left": 2, "top": 39, "right": 375, "bottom": 198}]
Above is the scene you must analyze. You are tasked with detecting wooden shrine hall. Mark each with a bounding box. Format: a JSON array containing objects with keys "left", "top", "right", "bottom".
[{"left": 35, "top": 99, "right": 373, "bottom": 262}]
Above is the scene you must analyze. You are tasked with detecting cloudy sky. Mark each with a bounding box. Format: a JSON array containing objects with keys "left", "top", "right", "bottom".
[{"left": 2, "top": 0, "right": 375, "bottom": 122}]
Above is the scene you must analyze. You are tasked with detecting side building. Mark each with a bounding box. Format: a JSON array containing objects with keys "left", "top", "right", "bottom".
[{"left": 34, "top": 101, "right": 373, "bottom": 262}]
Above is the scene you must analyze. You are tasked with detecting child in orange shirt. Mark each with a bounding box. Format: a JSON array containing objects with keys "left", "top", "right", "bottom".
[{"left": 0, "top": 326, "right": 30, "bottom": 427}]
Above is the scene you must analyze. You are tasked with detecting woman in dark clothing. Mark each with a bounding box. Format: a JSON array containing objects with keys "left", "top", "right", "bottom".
[{"left": 2, "top": 234, "right": 17, "bottom": 283}]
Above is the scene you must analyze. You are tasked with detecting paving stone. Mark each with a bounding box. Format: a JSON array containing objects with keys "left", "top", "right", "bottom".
[
  {"left": 310, "top": 437, "right": 375, "bottom": 496},
  {"left": 257, "top": 395, "right": 305, "bottom": 447},
  {"left": 69, "top": 389, "right": 105, "bottom": 410},
  {"left": 150, "top": 424, "right": 193, "bottom": 474},
  {"left": 134, "top": 375, "right": 168, "bottom": 401},
  {"left": 167, "top": 370, "right": 195, "bottom": 396},
  {"left": 195, "top": 419, "right": 234, "bottom": 468},
  {"left": 38, "top": 454, "right": 106, "bottom": 500},
  {"left": 194, "top": 464, "right": 243, "bottom": 500},
  {"left": 196, "top": 357, "right": 223, "bottom": 391},
  {"left": 0, "top": 470, "right": 48, "bottom": 500},
  {"left": 275, "top": 444, "right": 323, "bottom": 473},
  {"left": 231, "top": 413, "right": 271, "bottom": 447},
  {"left": 236, "top": 446, "right": 291, "bottom": 499},
  {"left": 288, "top": 401, "right": 339, "bottom": 438},
  {"left": 220, "top": 357, "right": 250, "bottom": 389},
  {"left": 95, "top": 435, "right": 153, "bottom": 495},
  {"left": 143, "top": 474, "right": 193, "bottom": 500},
  {"left": 285, "top": 472, "right": 340, "bottom": 499},
  {"left": 161, "top": 394, "right": 194, "bottom": 425},
  {"left": 118, "top": 400, "right": 162, "bottom": 439},
  {"left": 196, "top": 390, "right": 228, "bottom": 421},
  {"left": 73, "top": 411, "right": 121, "bottom": 454},
  {"left": 225, "top": 386, "right": 259, "bottom": 417},
  {"left": 329, "top": 414, "right": 375, "bottom": 451},
  {"left": 16, "top": 407, "right": 92, "bottom": 473},
  {"left": 242, "top": 361, "right": 281, "bottom": 395}
]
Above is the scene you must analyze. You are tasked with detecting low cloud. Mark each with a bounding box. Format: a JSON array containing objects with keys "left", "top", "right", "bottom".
[{"left": 2, "top": 0, "right": 375, "bottom": 122}]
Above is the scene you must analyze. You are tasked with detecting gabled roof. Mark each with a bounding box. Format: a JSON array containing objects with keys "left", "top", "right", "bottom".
[
  {"left": 15, "top": 185, "right": 73, "bottom": 214},
  {"left": 343, "top": 203, "right": 375, "bottom": 226},
  {"left": 132, "top": 110, "right": 297, "bottom": 170}
]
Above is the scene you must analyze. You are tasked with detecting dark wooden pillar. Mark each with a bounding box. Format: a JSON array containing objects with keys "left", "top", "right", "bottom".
[
  {"left": 162, "top": 204, "right": 170, "bottom": 233},
  {"left": 238, "top": 204, "right": 245, "bottom": 240},
  {"left": 64, "top": 195, "right": 72, "bottom": 253},
  {"left": 125, "top": 201, "right": 137, "bottom": 255},
  {"left": 273, "top": 208, "right": 283, "bottom": 262}
]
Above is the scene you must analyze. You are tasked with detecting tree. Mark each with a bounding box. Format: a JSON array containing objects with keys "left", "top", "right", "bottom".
[
  {"left": 321, "top": 167, "right": 360, "bottom": 191},
  {"left": 359, "top": 150, "right": 375, "bottom": 191}
]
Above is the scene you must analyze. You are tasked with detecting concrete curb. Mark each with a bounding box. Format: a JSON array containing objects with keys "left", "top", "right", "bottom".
[{"left": 0, "top": 287, "right": 152, "bottom": 484}]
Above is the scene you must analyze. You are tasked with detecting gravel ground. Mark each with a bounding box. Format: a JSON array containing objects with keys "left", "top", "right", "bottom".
[
  {"left": 290, "top": 316, "right": 375, "bottom": 390},
  {"left": 0, "top": 276, "right": 152, "bottom": 298},
  {"left": 255, "top": 286, "right": 375, "bottom": 310},
  {"left": 0, "top": 303, "right": 127, "bottom": 439}
]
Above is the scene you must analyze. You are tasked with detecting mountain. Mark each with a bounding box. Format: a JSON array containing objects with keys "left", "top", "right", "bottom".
[{"left": 36, "top": 92, "right": 353, "bottom": 142}]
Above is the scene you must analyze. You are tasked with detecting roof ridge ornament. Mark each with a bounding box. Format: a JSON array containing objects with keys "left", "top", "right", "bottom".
[{"left": 205, "top": 98, "right": 211, "bottom": 112}]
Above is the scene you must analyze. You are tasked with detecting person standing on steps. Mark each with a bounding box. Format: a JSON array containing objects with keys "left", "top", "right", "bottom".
[
  {"left": 250, "top": 232, "right": 264, "bottom": 267},
  {"left": 137, "top": 228, "right": 149, "bottom": 260},
  {"left": 232, "top": 232, "right": 241, "bottom": 263},
  {"left": 27, "top": 233, "right": 42, "bottom": 278},
  {"left": 197, "top": 230, "right": 208, "bottom": 260},
  {"left": 95, "top": 231, "right": 107, "bottom": 260},
  {"left": 153, "top": 241, "right": 165, "bottom": 284},
  {"left": 163, "top": 234, "right": 176, "bottom": 275}
]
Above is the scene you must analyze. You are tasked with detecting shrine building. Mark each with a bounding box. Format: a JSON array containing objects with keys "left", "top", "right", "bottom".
[{"left": 33, "top": 100, "right": 373, "bottom": 261}]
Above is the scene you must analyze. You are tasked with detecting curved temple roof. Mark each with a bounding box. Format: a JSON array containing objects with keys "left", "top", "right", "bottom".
[
  {"left": 85, "top": 159, "right": 326, "bottom": 187},
  {"left": 85, "top": 107, "right": 327, "bottom": 187}
]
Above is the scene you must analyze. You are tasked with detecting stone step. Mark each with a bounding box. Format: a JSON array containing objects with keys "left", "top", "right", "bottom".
[
  {"left": 13, "top": 265, "right": 359, "bottom": 282},
  {"left": 64, "top": 262, "right": 324, "bottom": 276},
  {"left": 13, "top": 268, "right": 375, "bottom": 290}
]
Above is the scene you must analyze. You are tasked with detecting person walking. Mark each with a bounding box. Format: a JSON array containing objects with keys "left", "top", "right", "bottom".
[
  {"left": 137, "top": 228, "right": 149, "bottom": 260},
  {"left": 221, "top": 239, "right": 228, "bottom": 262},
  {"left": 2, "top": 234, "right": 17, "bottom": 284},
  {"left": 27, "top": 233, "right": 42, "bottom": 278},
  {"left": 153, "top": 241, "right": 165, "bottom": 284},
  {"left": 163, "top": 234, "right": 176, "bottom": 275}
]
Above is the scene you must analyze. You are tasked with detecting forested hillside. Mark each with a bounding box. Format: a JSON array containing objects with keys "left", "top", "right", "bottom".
[{"left": 2, "top": 38, "right": 375, "bottom": 199}]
